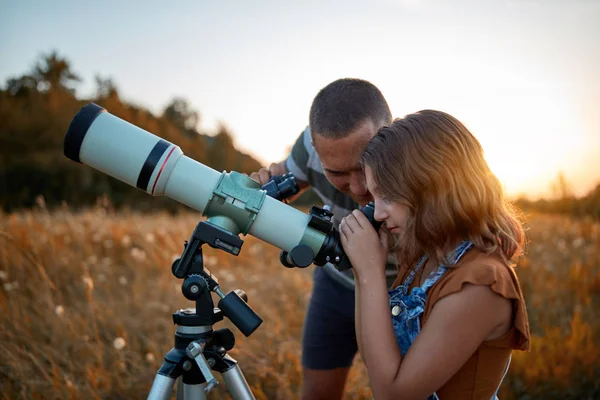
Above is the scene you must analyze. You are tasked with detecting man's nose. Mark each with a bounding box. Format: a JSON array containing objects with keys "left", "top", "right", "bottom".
[{"left": 349, "top": 173, "right": 368, "bottom": 196}]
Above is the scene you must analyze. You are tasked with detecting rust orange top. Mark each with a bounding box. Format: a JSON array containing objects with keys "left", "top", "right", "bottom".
[{"left": 392, "top": 248, "right": 531, "bottom": 399}]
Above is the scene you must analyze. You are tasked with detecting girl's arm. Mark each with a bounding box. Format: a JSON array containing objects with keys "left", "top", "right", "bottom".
[
  {"left": 341, "top": 210, "right": 401, "bottom": 396},
  {"left": 354, "top": 277, "right": 364, "bottom": 358},
  {"left": 354, "top": 270, "right": 402, "bottom": 399}
]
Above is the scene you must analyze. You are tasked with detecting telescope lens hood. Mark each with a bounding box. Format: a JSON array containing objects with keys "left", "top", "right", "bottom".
[{"left": 64, "top": 102, "right": 106, "bottom": 163}]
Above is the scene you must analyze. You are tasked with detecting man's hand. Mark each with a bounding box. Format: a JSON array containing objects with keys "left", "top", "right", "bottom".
[{"left": 249, "top": 162, "right": 288, "bottom": 185}]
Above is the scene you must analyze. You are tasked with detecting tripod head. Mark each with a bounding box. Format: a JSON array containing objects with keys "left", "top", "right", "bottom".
[{"left": 172, "top": 220, "right": 262, "bottom": 337}]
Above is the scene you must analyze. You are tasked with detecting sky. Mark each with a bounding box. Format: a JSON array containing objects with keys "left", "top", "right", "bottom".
[{"left": 1, "top": 0, "right": 599, "bottom": 199}]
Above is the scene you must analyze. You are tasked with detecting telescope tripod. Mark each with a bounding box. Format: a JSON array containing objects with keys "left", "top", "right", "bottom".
[{"left": 148, "top": 221, "right": 263, "bottom": 400}]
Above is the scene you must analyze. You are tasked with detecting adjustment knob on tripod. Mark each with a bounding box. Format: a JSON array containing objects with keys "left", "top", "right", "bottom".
[
  {"left": 218, "top": 291, "right": 263, "bottom": 337},
  {"left": 171, "top": 257, "right": 181, "bottom": 275},
  {"left": 181, "top": 275, "right": 207, "bottom": 300},
  {"left": 234, "top": 289, "right": 248, "bottom": 303}
]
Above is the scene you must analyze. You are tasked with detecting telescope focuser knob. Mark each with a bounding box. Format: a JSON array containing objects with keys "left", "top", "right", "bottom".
[
  {"left": 279, "top": 251, "right": 294, "bottom": 268},
  {"left": 280, "top": 244, "right": 314, "bottom": 268},
  {"left": 290, "top": 244, "right": 314, "bottom": 268}
]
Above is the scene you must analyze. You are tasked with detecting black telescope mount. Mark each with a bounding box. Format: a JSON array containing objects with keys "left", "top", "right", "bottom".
[{"left": 147, "top": 220, "right": 261, "bottom": 400}]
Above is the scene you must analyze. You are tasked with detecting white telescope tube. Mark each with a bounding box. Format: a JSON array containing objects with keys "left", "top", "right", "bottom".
[{"left": 64, "top": 103, "right": 311, "bottom": 252}]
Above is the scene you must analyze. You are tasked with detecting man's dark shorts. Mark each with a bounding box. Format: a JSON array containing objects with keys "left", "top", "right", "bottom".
[{"left": 301, "top": 266, "right": 357, "bottom": 369}]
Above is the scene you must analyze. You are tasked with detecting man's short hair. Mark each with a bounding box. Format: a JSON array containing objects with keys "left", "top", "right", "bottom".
[{"left": 309, "top": 78, "right": 392, "bottom": 139}]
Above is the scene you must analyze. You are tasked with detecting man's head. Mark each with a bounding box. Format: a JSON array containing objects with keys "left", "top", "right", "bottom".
[{"left": 309, "top": 78, "right": 392, "bottom": 206}]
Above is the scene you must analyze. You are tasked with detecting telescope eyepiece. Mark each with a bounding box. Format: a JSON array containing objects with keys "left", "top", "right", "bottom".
[
  {"left": 261, "top": 172, "right": 300, "bottom": 201},
  {"left": 362, "top": 202, "right": 382, "bottom": 231}
]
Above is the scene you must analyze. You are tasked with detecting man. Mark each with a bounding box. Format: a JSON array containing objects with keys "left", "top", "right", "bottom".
[{"left": 250, "top": 78, "right": 394, "bottom": 399}]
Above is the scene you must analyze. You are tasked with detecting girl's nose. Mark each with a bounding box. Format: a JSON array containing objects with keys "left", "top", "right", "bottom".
[{"left": 373, "top": 203, "right": 387, "bottom": 222}]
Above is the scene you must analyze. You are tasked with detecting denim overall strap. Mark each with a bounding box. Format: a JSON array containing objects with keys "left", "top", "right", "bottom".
[
  {"left": 446, "top": 240, "right": 475, "bottom": 266},
  {"left": 420, "top": 264, "right": 449, "bottom": 293},
  {"left": 402, "top": 254, "right": 429, "bottom": 289},
  {"left": 423, "top": 240, "right": 475, "bottom": 287}
]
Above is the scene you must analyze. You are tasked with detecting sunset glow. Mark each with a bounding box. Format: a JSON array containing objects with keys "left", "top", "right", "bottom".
[{"left": 1, "top": 0, "right": 598, "bottom": 200}]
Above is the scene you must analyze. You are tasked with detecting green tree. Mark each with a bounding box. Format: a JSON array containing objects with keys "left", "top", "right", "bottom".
[
  {"left": 162, "top": 97, "right": 200, "bottom": 134},
  {"left": 209, "top": 124, "right": 237, "bottom": 172},
  {"left": 33, "top": 50, "right": 81, "bottom": 94},
  {"left": 94, "top": 75, "right": 119, "bottom": 101},
  {"left": 5, "top": 75, "right": 38, "bottom": 97}
]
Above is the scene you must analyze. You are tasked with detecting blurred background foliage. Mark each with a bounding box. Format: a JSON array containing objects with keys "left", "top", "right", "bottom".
[{"left": 0, "top": 50, "right": 321, "bottom": 213}]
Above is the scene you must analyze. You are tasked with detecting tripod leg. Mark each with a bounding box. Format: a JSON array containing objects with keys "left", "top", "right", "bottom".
[
  {"left": 182, "top": 383, "right": 208, "bottom": 400},
  {"left": 221, "top": 361, "right": 255, "bottom": 400},
  {"left": 147, "top": 374, "right": 176, "bottom": 400},
  {"left": 176, "top": 379, "right": 184, "bottom": 400}
]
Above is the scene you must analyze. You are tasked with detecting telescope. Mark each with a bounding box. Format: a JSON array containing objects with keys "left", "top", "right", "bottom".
[{"left": 63, "top": 103, "right": 380, "bottom": 399}]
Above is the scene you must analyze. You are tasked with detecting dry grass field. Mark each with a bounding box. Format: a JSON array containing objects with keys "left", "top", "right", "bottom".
[{"left": 1, "top": 203, "right": 599, "bottom": 399}]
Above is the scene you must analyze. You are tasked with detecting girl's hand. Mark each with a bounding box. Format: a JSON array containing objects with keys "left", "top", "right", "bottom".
[{"left": 339, "top": 210, "right": 389, "bottom": 279}]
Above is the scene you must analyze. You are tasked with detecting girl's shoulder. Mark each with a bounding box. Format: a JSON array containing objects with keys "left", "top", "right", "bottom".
[{"left": 425, "top": 248, "right": 531, "bottom": 351}]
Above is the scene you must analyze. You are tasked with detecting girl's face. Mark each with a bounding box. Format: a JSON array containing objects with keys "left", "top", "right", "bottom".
[{"left": 365, "top": 166, "right": 411, "bottom": 235}]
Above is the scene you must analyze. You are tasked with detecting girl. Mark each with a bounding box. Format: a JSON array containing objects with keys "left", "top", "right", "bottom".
[{"left": 339, "top": 110, "right": 530, "bottom": 400}]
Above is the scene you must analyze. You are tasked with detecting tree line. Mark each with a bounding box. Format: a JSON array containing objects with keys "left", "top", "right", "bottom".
[
  {"left": 514, "top": 173, "right": 600, "bottom": 219},
  {"left": 0, "top": 51, "right": 322, "bottom": 213}
]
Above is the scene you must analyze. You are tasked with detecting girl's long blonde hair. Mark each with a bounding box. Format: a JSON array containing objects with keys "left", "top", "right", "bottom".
[{"left": 361, "top": 110, "right": 525, "bottom": 268}]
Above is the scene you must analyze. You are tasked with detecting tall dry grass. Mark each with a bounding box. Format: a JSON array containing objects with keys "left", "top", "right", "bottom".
[{"left": 0, "top": 204, "right": 598, "bottom": 399}]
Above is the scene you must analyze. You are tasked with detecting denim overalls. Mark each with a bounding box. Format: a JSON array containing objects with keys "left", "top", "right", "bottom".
[{"left": 388, "top": 241, "right": 510, "bottom": 400}]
